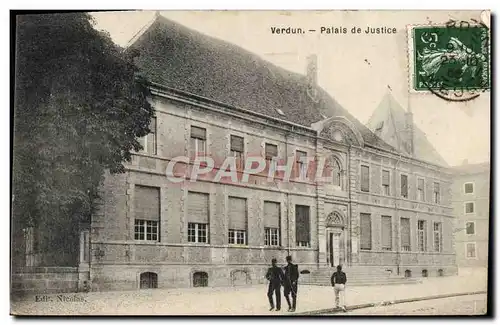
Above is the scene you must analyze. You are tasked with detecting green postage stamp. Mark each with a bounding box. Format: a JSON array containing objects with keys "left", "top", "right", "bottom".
[{"left": 408, "top": 22, "right": 490, "bottom": 99}]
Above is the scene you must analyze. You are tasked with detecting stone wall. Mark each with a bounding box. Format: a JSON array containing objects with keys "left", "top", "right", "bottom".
[{"left": 11, "top": 267, "right": 80, "bottom": 295}]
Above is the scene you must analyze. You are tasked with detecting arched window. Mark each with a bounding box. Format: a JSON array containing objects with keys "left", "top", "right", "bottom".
[
  {"left": 231, "top": 270, "right": 249, "bottom": 286},
  {"left": 139, "top": 272, "right": 158, "bottom": 289},
  {"left": 404, "top": 269, "right": 412, "bottom": 278},
  {"left": 438, "top": 269, "right": 444, "bottom": 277},
  {"left": 332, "top": 159, "right": 342, "bottom": 187},
  {"left": 193, "top": 271, "right": 209, "bottom": 287},
  {"left": 422, "top": 269, "right": 428, "bottom": 277}
]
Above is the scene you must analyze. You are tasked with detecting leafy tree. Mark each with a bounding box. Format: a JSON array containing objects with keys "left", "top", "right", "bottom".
[{"left": 13, "top": 13, "right": 153, "bottom": 265}]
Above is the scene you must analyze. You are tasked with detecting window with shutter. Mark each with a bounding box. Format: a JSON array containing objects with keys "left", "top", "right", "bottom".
[
  {"left": 361, "top": 165, "right": 370, "bottom": 192},
  {"left": 360, "top": 213, "right": 372, "bottom": 250},
  {"left": 381, "top": 216, "right": 392, "bottom": 250},
  {"left": 296, "top": 150, "right": 308, "bottom": 180},
  {"left": 295, "top": 205, "right": 310, "bottom": 247},
  {"left": 382, "top": 170, "right": 390, "bottom": 195},
  {"left": 139, "top": 117, "right": 157, "bottom": 155},
  {"left": 464, "top": 182, "right": 474, "bottom": 194},
  {"left": 190, "top": 126, "right": 207, "bottom": 158},
  {"left": 228, "top": 197, "right": 247, "bottom": 245},
  {"left": 433, "top": 222, "right": 442, "bottom": 252},
  {"left": 417, "top": 220, "right": 427, "bottom": 252},
  {"left": 417, "top": 178, "right": 425, "bottom": 201},
  {"left": 187, "top": 192, "right": 209, "bottom": 243},
  {"left": 433, "top": 182, "right": 440, "bottom": 204},
  {"left": 230, "top": 135, "right": 244, "bottom": 169},
  {"left": 264, "top": 201, "right": 281, "bottom": 246},
  {"left": 401, "top": 174, "right": 408, "bottom": 198},
  {"left": 134, "top": 185, "right": 160, "bottom": 241},
  {"left": 400, "top": 217, "right": 411, "bottom": 251}
]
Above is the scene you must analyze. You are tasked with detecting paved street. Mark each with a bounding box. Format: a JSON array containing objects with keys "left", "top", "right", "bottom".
[
  {"left": 11, "top": 269, "right": 487, "bottom": 316},
  {"left": 330, "top": 294, "right": 487, "bottom": 315}
]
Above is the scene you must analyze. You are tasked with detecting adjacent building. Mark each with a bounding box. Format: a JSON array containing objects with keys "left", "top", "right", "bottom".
[
  {"left": 13, "top": 14, "right": 458, "bottom": 293},
  {"left": 451, "top": 161, "right": 490, "bottom": 268}
]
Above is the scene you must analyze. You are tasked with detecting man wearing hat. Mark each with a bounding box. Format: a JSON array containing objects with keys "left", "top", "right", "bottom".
[
  {"left": 266, "top": 258, "right": 284, "bottom": 311},
  {"left": 283, "top": 255, "right": 299, "bottom": 312}
]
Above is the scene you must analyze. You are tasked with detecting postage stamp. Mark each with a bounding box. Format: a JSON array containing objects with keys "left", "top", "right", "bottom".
[{"left": 408, "top": 21, "right": 490, "bottom": 101}]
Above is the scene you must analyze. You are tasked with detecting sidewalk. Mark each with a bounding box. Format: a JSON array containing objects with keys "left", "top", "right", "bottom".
[{"left": 11, "top": 269, "right": 487, "bottom": 316}]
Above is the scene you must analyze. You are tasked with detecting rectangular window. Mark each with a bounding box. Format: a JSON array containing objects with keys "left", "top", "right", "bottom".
[
  {"left": 381, "top": 216, "right": 392, "bottom": 251},
  {"left": 360, "top": 213, "right": 372, "bottom": 250},
  {"left": 466, "top": 221, "right": 475, "bottom": 235},
  {"left": 433, "top": 182, "right": 440, "bottom": 204},
  {"left": 187, "top": 192, "right": 209, "bottom": 243},
  {"left": 466, "top": 242, "right": 476, "bottom": 258},
  {"left": 264, "top": 201, "right": 281, "bottom": 246},
  {"left": 228, "top": 197, "right": 247, "bottom": 245},
  {"left": 265, "top": 143, "right": 278, "bottom": 161},
  {"left": 140, "top": 117, "right": 157, "bottom": 155},
  {"left": 465, "top": 202, "right": 475, "bottom": 214},
  {"left": 295, "top": 205, "right": 310, "bottom": 247},
  {"left": 134, "top": 220, "right": 159, "bottom": 241},
  {"left": 464, "top": 182, "right": 474, "bottom": 194},
  {"left": 134, "top": 185, "right": 160, "bottom": 241},
  {"left": 188, "top": 223, "right": 208, "bottom": 243},
  {"left": 433, "top": 222, "right": 442, "bottom": 252},
  {"left": 417, "top": 220, "right": 427, "bottom": 252},
  {"left": 296, "top": 150, "right": 308, "bottom": 180},
  {"left": 265, "top": 228, "right": 280, "bottom": 246},
  {"left": 360, "top": 165, "right": 370, "bottom": 192},
  {"left": 401, "top": 174, "right": 408, "bottom": 199},
  {"left": 382, "top": 170, "right": 390, "bottom": 196},
  {"left": 417, "top": 178, "right": 425, "bottom": 202},
  {"left": 400, "top": 217, "right": 411, "bottom": 251},
  {"left": 230, "top": 135, "right": 244, "bottom": 169},
  {"left": 190, "top": 126, "right": 207, "bottom": 158}
]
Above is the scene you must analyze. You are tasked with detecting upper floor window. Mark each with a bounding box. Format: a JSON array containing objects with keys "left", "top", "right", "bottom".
[
  {"left": 465, "top": 221, "right": 475, "bottom": 235},
  {"left": 230, "top": 135, "right": 244, "bottom": 169},
  {"left": 464, "top": 182, "right": 474, "bottom": 194},
  {"left": 433, "top": 182, "right": 440, "bottom": 204},
  {"left": 382, "top": 170, "right": 390, "bottom": 196},
  {"left": 417, "top": 178, "right": 425, "bottom": 202},
  {"left": 140, "top": 117, "right": 157, "bottom": 155},
  {"left": 360, "top": 165, "right": 370, "bottom": 192},
  {"left": 401, "top": 174, "right": 408, "bottom": 199},
  {"left": 265, "top": 143, "right": 278, "bottom": 161},
  {"left": 465, "top": 202, "right": 475, "bottom": 214},
  {"left": 190, "top": 126, "right": 207, "bottom": 158},
  {"left": 296, "top": 150, "right": 308, "bottom": 180}
]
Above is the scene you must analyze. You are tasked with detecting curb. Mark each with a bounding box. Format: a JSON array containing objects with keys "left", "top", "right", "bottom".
[{"left": 292, "top": 290, "right": 487, "bottom": 315}]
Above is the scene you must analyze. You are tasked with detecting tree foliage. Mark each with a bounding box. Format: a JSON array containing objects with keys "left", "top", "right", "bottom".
[{"left": 13, "top": 13, "right": 154, "bottom": 238}]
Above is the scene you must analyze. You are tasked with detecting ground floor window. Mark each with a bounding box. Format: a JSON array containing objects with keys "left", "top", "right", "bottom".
[
  {"left": 134, "top": 220, "right": 159, "bottom": 241},
  {"left": 264, "top": 227, "right": 280, "bottom": 246},
  {"left": 466, "top": 242, "right": 477, "bottom": 258},
  {"left": 228, "top": 229, "right": 247, "bottom": 245},
  {"left": 188, "top": 223, "right": 208, "bottom": 243},
  {"left": 193, "top": 271, "right": 209, "bottom": 287}
]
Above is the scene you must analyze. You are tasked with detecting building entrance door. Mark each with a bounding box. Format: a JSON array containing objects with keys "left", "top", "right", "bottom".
[{"left": 326, "top": 228, "right": 344, "bottom": 267}]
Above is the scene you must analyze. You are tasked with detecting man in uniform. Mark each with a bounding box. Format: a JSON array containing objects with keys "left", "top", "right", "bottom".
[
  {"left": 266, "top": 258, "right": 284, "bottom": 311},
  {"left": 283, "top": 255, "right": 299, "bottom": 312}
]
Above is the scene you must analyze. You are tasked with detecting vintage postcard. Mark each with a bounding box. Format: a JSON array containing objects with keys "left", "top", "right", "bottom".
[{"left": 11, "top": 10, "right": 490, "bottom": 316}]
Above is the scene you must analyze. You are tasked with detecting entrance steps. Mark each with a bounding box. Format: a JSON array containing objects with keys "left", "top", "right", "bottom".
[{"left": 298, "top": 266, "right": 422, "bottom": 287}]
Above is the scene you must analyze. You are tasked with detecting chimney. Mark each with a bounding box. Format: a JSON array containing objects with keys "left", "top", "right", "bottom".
[
  {"left": 306, "top": 54, "right": 318, "bottom": 87},
  {"left": 405, "top": 110, "right": 414, "bottom": 156}
]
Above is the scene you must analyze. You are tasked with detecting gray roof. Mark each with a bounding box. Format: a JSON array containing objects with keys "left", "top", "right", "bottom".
[{"left": 366, "top": 92, "right": 449, "bottom": 167}]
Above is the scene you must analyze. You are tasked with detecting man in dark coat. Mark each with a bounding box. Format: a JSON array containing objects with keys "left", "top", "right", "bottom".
[
  {"left": 283, "top": 255, "right": 299, "bottom": 312},
  {"left": 266, "top": 258, "right": 284, "bottom": 311}
]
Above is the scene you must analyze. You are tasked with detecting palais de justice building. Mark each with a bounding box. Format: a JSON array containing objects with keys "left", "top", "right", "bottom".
[{"left": 14, "top": 14, "right": 457, "bottom": 292}]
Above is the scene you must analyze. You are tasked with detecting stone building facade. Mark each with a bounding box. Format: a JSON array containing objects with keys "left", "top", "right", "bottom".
[
  {"left": 451, "top": 161, "right": 490, "bottom": 268},
  {"left": 13, "top": 14, "right": 457, "bottom": 292}
]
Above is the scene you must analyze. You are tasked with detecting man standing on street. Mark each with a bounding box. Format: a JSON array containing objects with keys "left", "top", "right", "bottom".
[
  {"left": 331, "top": 264, "right": 347, "bottom": 311},
  {"left": 266, "top": 258, "right": 284, "bottom": 311},
  {"left": 283, "top": 255, "right": 299, "bottom": 312}
]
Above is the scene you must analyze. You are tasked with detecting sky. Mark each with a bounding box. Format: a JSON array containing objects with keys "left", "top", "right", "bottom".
[{"left": 92, "top": 10, "right": 491, "bottom": 167}]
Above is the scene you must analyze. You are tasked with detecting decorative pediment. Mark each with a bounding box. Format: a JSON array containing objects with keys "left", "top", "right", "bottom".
[
  {"left": 312, "top": 116, "right": 364, "bottom": 147},
  {"left": 326, "top": 211, "right": 345, "bottom": 227}
]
